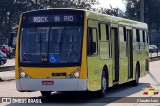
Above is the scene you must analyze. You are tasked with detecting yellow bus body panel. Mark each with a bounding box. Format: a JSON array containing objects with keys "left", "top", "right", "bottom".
[
  {"left": 79, "top": 12, "right": 87, "bottom": 79},
  {"left": 19, "top": 67, "right": 79, "bottom": 78},
  {"left": 15, "top": 16, "right": 22, "bottom": 79}
]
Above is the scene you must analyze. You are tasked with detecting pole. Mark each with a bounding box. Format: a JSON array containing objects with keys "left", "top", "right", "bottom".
[
  {"left": 36, "top": 0, "right": 38, "bottom": 10},
  {"left": 140, "top": 0, "right": 144, "bottom": 22}
]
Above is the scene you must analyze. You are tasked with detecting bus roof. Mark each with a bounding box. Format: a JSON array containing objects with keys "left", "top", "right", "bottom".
[
  {"left": 85, "top": 10, "right": 147, "bottom": 29},
  {"left": 21, "top": 8, "right": 147, "bottom": 29}
]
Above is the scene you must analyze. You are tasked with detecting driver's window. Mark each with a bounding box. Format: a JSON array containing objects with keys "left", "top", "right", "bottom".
[{"left": 87, "top": 28, "right": 98, "bottom": 55}]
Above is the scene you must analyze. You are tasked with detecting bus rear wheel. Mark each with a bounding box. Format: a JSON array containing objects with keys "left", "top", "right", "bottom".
[
  {"left": 95, "top": 71, "right": 107, "bottom": 98},
  {"left": 132, "top": 66, "right": 139, "bottom": 86},
  {"left": 40, "top": 91, "right": 52, "bottom": 96}
]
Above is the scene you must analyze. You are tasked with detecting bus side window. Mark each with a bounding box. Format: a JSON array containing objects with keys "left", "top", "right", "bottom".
[
  {"left": 119, "top": 26, "right": 127, "bottom": 58},
  {"left": 142, "top": 30, "right": 145, "bottom": 43},
  {"left": 99, "top": 23, "right": 110, "bottom": 41},
  {"left": 146, "top": 31, "right": 149, "bottom": 43},
  {"left": 123, "top": 27, "right": 127, "bottom": 41},
  {"left": 136, "top": 29, "right": 140, "bottom": 42},
  {"left": 87, "top": 28, "right": 97, "bottom": 55},
  {"left": 106, "top": 25, "right": 110, "bottom": 40}
]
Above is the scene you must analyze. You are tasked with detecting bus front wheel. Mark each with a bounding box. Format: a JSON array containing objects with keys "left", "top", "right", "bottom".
[
  {"left": 95, "top": 71, "right": 107, "bottom": 98},
  {"left": 40, "top": 91, "right": 52, "bottom": 96}
]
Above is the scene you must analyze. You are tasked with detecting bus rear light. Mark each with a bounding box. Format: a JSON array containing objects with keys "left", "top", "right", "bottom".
[{"left": 67, "top": 67, "right": 80, "bottom": 78}]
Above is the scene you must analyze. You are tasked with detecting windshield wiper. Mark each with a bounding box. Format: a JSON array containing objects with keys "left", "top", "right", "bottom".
[
  {"left": 66, "top": 34, "right": 74, "bottom": 61},
  {"left": 37, "top": 32, "right": 42, "bottom": 56},
  {"left": 59, "top": 27, "right": 66, "bottom": 54}
]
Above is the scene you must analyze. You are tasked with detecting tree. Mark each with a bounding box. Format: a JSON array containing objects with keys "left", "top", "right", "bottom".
[
  {"left": 0, "top": 0, "right": 15, "bottom": 38},
  {"left": 91, "top": 7, "right": 125, "bottom": 17},
  {"left": 124, "top": 0, "right": 140, "bottom": 21},
  {"left": 124, "top": 0, "right": 160, "bottom": 32},
  {"left": 0, "top": 0, "right": 94, "bottom": 40}
]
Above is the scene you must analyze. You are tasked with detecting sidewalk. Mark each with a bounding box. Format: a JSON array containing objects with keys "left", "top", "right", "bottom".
[
  {"left": 0, "top": 58, "right": 15, "bottom": 72},
  {"left": 0, "top": 70, "right": 15, "bottom": 81},
  {"left": 0, "top": 59, "right": 15, "bottom": 81}
]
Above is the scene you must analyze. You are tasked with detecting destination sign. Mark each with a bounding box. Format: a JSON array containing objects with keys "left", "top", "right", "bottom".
[{"left": 28, "top": 15, "right": 77, "bottom": 23}]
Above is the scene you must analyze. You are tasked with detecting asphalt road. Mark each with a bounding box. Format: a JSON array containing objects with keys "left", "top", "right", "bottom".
[{"left": 0, "top": 60, "right": 160, "bottom": 106}]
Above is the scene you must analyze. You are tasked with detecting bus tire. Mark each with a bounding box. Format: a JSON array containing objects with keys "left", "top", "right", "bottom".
[
  {"left": 40, "top": 91, "right": 52, "bottom": 96},
  {"left": 95, "top": 71, "right": 107, "bottom": 98},
  {"left": 132, "top": 66, "right": 139, "bottom": 86}
]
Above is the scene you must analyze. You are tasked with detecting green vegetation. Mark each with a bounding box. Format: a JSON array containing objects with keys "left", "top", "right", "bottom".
[
  {"left": 0, "top": 0, "right": 92, "bottom": 37},
  {"left": 124, "top": 0, "right": 160, "bottom": 32},
  {"left": 1, "top": 0, "right": 159, "bottom": 39}
]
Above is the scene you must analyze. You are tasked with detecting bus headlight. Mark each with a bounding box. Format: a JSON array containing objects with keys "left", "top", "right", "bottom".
[
  {"left": 20, "top": 72, "right": 26, "bottom": 78},
  {"left": 67, "top": 67, "right": 80, "bottom": 78},
  {"left": 19, "top": 68, "right": 31, "bottom": 78},
  {"left": 73, "top": 71, "right": 80, "bottom": 78}
]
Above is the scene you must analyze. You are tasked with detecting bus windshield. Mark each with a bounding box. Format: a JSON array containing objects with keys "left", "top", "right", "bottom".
[{"left": 20, "top": 26, "right": 83, "bottom": 65}]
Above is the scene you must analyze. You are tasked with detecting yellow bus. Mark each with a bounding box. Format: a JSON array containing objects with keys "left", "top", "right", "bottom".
[{"left": 15, "top": 9, "right": 149, "bottom": 97}]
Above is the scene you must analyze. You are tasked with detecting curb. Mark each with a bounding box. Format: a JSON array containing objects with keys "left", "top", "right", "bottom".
[
  {"left": 149, "top": 58, "right": 160, "bottom": 62},
  {"left": 0, "top": 66, "right": 15, "bottom": 72},
  {"left": 0, "top": 78, "right": 15, "bottom": 82}
]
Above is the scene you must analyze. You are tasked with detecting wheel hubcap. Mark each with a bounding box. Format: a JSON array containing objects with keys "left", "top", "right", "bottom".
[{"left": 102, "top": 78, "right": 106, "bottom": 93}]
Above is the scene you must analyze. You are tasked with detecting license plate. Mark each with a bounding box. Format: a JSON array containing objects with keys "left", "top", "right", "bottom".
[{"left": 42, "top": 81, "right": 54, "bottom": 85}]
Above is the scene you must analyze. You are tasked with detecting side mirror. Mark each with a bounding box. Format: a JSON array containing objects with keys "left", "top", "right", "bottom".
[{"left": 92, "top": 42, "right": 96, "bottom": 54}]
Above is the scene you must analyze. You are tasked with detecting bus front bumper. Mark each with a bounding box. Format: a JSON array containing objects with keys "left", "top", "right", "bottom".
[{"left": 16, "top": 79, "right": 87, "bottom": 92}]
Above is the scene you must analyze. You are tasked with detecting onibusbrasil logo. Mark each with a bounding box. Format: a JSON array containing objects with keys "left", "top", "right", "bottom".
[{"left": 143, "top": 85, "right": 160, "bottom": 96}]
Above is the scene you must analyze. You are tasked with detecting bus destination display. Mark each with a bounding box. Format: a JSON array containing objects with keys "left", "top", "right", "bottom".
[{"left": 28, "top": 15, "right": 78, "bottom": 23}]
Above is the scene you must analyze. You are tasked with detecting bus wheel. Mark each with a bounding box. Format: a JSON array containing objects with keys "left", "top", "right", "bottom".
[
  {"left": 40, "top": 91, "right": 52, "bottom": 96},
  {"left": 132, "top": 67, "right": 139, "bottom": 86},
  {"left": 95, "top": 71, "right": 107, "bottom": 98}
]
